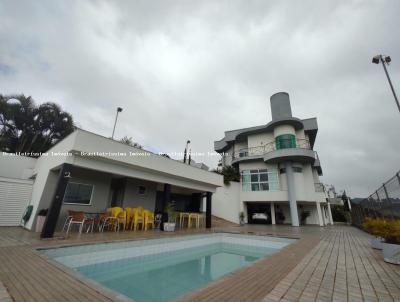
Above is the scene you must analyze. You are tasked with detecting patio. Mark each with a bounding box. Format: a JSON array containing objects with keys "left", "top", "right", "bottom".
[{"left": 0, "top": 224, "right": 399, "bottom": 302}]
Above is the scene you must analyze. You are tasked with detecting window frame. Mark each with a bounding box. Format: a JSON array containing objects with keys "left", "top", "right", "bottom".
[
  {"left": 241, "top": 169, "right": 279, "bottom": 192},
  {"left": 62, "top": 182, "right": 94, "bottom": 206}
]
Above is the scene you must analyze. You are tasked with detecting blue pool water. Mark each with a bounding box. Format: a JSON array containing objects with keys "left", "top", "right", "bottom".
[{"left": 42, "top": 234, "right": 294, "bottom": 302}]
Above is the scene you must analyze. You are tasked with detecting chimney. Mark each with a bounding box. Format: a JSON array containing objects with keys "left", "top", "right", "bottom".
[{"left": 270, "top": 92, "right": 292, "bottom": 121}]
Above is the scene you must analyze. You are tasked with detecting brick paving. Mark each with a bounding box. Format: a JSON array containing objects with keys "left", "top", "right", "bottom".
[{"left": 0, "top": 225, "right": 399, "bottom": 302}]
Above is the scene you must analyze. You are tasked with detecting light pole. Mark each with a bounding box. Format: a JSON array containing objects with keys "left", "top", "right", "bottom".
[
  {"left": 111, "top": 107, "right": 123, "bottom": 139},
  {"left": 372, "top": 55, "right": 400, "bottom": 113}
]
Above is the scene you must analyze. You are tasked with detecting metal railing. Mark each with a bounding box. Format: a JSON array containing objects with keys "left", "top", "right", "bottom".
[
  {"left": 233, "top": 138, "right": 311, "bottom": 160},
  {"left": 351, "top": 170, "right": 400, "bottom": 227}
]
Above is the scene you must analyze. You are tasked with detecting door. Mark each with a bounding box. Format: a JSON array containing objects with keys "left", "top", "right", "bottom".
[{"left": 0, "top": 178, "right": 33, "bottom": 226}]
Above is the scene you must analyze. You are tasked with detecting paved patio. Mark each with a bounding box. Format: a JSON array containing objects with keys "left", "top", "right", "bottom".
[{"left": 0, "top": 224, "right": 399, "bottom": 302}]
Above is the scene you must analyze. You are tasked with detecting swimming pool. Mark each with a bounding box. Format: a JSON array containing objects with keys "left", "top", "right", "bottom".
[{"left": 41, "top": 233, "right": 295, "bottom": 302}]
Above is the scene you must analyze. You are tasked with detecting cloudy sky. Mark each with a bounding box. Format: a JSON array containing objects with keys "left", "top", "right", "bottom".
[{"left": 1, "top": 0, "right": 399, "bottom": 197}]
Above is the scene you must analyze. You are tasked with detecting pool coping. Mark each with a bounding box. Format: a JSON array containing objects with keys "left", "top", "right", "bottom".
[{"left": 34, "top": 230, "right": 304, "bottom": 302}]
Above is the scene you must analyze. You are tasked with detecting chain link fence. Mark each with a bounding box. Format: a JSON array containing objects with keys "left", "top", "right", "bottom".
[{"left": 351, "top": 171, "right": 400, "bottom": 227}]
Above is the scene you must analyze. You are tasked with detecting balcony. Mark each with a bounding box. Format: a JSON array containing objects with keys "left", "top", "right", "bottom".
[
  {"left": 314, "top": 182, "right": 325, "bottom": 193},
  {"left": 232, "top": 139, "right": 316, "bottom": 164}
]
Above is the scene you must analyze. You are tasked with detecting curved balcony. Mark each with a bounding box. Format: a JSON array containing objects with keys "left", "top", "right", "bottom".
[{"left": 232, "top": 139, "right": 316, "bottom": 164}]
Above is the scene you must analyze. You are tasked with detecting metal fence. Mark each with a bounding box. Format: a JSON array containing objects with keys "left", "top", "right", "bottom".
[{"left": 351, "top": 170, "right": 400, "bottom": 227}]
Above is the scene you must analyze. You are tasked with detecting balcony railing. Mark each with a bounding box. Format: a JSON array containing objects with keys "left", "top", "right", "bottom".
[{"left": 233, "top": 139, "right": 311, "bottom": 160}]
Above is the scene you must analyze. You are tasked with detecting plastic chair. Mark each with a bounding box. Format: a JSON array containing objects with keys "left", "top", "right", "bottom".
[
  {"left": 131, "top": 207, "right": 144, "bottom": 230},
  {"left": 180, "top": 212, "right": 190, "bottom": 228},
  {"left": 124, "top": 207, "right": 134, "bottom": 230},
  {"left": 100, "top": 208, "right": 119, "bottom": 232},
  {"left": 143, "top": 210, "right": 155, "bottom": 231}
]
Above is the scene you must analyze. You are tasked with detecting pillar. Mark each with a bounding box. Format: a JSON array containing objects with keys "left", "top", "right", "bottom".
[
  {"left": 321, "top": 206, "right": 327, "bottom": 225},
  {"left": 327, "top": 203, "right": 334, "bottom": 225},
  {"left": 316, "top": 202, "right": 324, "bottom": 227},
  {"left": 271, "top": 202, "right": 276, "bottom": 225},
  {"left": 206, "top": 192, "right": 212, "bottom": 228},
  {"left": 41, "top": 163, "right": 74, "bottom": 238},
  {"left": 160, "top": 183, "right": 171, "bottom": 231},
  {"left": 285, "top": 162, "right": 299, "bottom": 226}
]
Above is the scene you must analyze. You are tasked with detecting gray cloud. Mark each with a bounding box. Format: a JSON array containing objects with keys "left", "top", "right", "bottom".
[{"left": 1, "top": 0, "right": 399, "bottom": 197}]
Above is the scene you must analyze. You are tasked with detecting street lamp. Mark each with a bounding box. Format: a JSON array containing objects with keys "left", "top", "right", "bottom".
[
  {"left": 372, "top": 55, "right": 400, "bottom": 113},
  {"left": 111, "top": 107, "right": 123, "bottom": 139}
]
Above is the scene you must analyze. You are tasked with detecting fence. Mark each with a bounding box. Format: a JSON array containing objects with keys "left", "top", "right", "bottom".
[{"left": 351, "top": 170, "right": 400, "bottom": 227}]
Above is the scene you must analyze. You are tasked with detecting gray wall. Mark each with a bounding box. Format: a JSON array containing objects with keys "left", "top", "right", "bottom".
[
  {"left": 0, "top": 154, "right": 37, "bottom": 179},
  {"left": 123, "top": 178, "right": 157, "bottom": 211}
]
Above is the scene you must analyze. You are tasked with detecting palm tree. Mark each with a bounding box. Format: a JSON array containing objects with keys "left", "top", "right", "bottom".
[{"left": 0, "top": 94, "right": 74, "bottom": 156}]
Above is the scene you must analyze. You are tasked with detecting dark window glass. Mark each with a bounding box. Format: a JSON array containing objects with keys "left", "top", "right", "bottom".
[
  {"left": 251, "top": 174, "right": 259, "bottom": 182},
  {"left": 280, "top": 168, "right": 286, "bottom": 174},
  {"left": 259, "top": 173, "right": 268, "bottom": 182},
  {"left": 251, "top": 183, "right": 260, "bottom": 191},
  {"left": 275, "top": 134, "right": 296, "bottom": 150},
  {"left": 293, "top": 167, "right": 303, "bottom": 173},
  {"left": 138, "top": 186, "right": 146, "bottom": 195},
  {"left": 63, "top": 183, "right": 93, "bottom": 205},
  {"left": 260, "top": 183, "right": 269, "bottom": 191}
]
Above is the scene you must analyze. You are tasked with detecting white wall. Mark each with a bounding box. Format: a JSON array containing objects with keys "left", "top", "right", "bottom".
[
  {"left": 273, "top": 125, "right": 295, "bottom": 137},
  {"left": 247, "top": 132, "right": 274, "bottom": 149},
  {"left": 0, "top": 153, "right": 37, "bottom": 179},
  {"left": 212, "top": 182, "right": 241, "bottom": 224}
]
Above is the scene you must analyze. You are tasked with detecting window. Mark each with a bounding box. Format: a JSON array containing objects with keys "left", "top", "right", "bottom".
[
  {"left": 138, "top": 185, "right": 146, "bottom": 195},
  {"left": 275, "top": 134, "right": 296, "bottom": 150},
  {"left": 63, "top": 182, "right": 93, "bottom": 205},
  {"left": 279, "top": 167, "right": 302, "bottom": 173},
  {"left": 241, "top": 169, "right": 279, "bottom": 191},
  {"left": 293, "top": 166, "right": 303, "bottom": 173}
]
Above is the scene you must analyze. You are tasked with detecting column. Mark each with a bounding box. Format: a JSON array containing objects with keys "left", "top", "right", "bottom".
[
  {"left": 327, "top": 202, "right": 334, "bottom": 225},
  {"left": 270, "top": 202, "right": 276, "bottom": 225},
  {"left": 41, "top": 163, "right": 74, "bottom": 238},
  {"left": 321, "top": 206, "right": 326, "bottom": 225},
  {"left": 316, "top": 202, "right": 324, "bottom": 227},
  {"left": 206, "top": 192, "right": 212, "bottom": 228},
  {"left": 285, "top": 162, "right": 299, "bottom": 227},
  {"left": 160, "top": 183, "right": 171, "bottom": 231}
]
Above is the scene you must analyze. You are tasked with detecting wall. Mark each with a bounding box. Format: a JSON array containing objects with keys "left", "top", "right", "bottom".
[
  {"left": 247, "top": 132, "right": 274, "bottom": 149},
  {"left": 123, "top": 178, "right": 157, "bottom": 211},
  {"left": 57, "top": 168, "right": 112, "bottom": 231},
  {"left": 212, "top": 182, "right": 241, "bottom": 224},
  {"left": 273, "top": 125, "right": 295, "bottom": 137},
  {"left": 0, "top": 153, "right": 37, "bottom": 179}
]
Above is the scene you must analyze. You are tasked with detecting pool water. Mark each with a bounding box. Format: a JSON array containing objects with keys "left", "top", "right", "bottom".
[{"left": 42, "top": 234, "right": 294, "bottom": 302}]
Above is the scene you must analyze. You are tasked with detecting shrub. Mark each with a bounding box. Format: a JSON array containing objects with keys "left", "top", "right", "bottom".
[
  {"left": 363, "top": 218, "right": 400, "bottom": 244},
  {"left": 331, "top": 205, "right": 350, "bottom": 223}
]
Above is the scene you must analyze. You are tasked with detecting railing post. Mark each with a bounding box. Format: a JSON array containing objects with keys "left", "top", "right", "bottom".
[{"left": 383, "top": 183, "right": 394, "bottom": 219}]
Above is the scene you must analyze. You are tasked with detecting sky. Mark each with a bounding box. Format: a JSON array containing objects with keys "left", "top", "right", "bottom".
[{"left": 1, "top": 0, "right": 399, "bottom": 197}]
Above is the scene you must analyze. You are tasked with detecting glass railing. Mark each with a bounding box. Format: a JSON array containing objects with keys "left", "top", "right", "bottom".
[{"left": 233, "top": 138, "right": 311, "bottom": 160}]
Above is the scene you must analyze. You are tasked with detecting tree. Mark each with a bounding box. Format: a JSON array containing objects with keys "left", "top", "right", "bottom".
[
  {"left": 213, "top": 165, "right": 240, "bottom": 185},
  {"left": 0, "top": 94, "right": 74, "bottom": 156},
  {"left": 120, "top": 136, "right": 143, "bottom": 149}
]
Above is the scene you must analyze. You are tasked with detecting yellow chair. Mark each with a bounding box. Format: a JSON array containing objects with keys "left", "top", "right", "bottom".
[
  {"left": 124, "top": 207, "right": 135, "bottom": 230},
  {"left": 131, "top": 207, "right": 144, "bottom": 231},
  {"left": 143, "top": 210, "right": 155, "bottom": 231}
]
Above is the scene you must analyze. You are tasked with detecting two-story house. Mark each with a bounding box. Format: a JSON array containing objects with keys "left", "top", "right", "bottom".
[{"left": 214, "top": 92, "right": 332, "bottom": 226}]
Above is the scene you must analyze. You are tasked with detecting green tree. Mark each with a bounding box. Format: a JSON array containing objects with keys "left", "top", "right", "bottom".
[
  {"left": 120, "top": 136, "right": 143, "bottom": 149},
  {"left": 213, "top": 165, "right": 240, "bottom": 185},
  {"left": 0, "top": 94, "right": 74, "bottom": 156}
]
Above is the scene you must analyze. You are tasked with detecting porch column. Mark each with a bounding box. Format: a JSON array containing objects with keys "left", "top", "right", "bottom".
[
  {"left": 206, "top": 192, "right": 212, "bottom": 228},
  {"left": 285, "top": 162, "right": 299, "bottom": 227},
  {"left": 316, "top": 202, "right": 324, "bottom": 227},
  {"left": 160, "top": 183, "right": 171, "bottom": 231},
  {"left": 270, "top": 203, "right": 276, "bottom": 225},
  {"left": 41, "top": 163, "right": 74, "bottom": 239},
  {"left": 327, "top": 203, "right": 334, "bottom": 225},
  {"left": 321, "top": 206, "right": 327, "bottom": 225}
]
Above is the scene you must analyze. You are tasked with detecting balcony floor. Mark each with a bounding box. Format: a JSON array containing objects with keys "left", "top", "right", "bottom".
[{"left": 0, "top": 223, "right": 399, "bottom": 302}]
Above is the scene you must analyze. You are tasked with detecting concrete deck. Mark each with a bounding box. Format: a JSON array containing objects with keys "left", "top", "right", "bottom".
[{"left": 0, "top": 225, "right": 399, "bottom": 302}]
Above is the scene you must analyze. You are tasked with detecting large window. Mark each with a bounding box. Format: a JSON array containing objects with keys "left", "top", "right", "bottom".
[
  {"left": 275, "top": 134, "right": 296, "bottom": 150},
  {"left": 241, "top": 169, "right": 279, "bottom": 192},
  {"left": 63, "top": 182, "right": 93, "bottom": 205}
]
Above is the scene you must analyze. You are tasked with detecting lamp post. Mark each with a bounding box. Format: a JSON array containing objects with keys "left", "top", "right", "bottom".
[
  {"left": 183, "top": 140, "right": 190, "bottom": 163},
  {"left": 372, "top": 55, "right": 400, "bottom": 113},
  {"left": 111, "top": 107, "right": 123, "bottom": 139}
]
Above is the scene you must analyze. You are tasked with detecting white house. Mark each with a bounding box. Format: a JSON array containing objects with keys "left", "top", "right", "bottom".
[
  {"left": 0, "top": 129, "right": 223, "bottom": 237},
  {"left": 213, "top": 92, "right": 333, "bottom": 226}
]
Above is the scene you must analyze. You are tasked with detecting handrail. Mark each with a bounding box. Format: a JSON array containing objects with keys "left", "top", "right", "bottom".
[{"left": 233, "top": 138, "right": 311, "bottom": 159}]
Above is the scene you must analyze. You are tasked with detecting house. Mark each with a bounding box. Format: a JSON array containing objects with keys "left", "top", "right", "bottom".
[
  {"left": 213, "top": 92, "right": 333, "bottom": 226},
  {"left": 0, "top": 129, "right": 223, "bottom": 237}
]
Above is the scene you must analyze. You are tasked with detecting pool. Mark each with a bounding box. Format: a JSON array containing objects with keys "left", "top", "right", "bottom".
[{"left": 41, "top": 233, "right": 295, "bottom": 302}]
